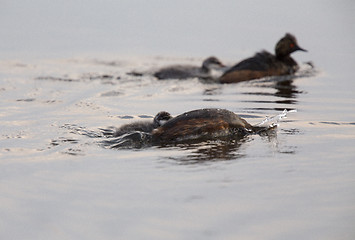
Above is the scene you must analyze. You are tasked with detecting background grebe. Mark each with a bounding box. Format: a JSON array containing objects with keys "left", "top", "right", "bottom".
[
  {"left": 220, "top": 33, "right": 307, "bottom": 83},
  {"left": 154, "top": 56, "right": 225, "bottom": 80}
]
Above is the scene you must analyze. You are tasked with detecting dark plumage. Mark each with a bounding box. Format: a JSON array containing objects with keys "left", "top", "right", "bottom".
[
  {"left": 219, "top": 33, "right": 307, "bottom": 83},
  {"left": 154, "top": 56, "right": 225, "bottom": 80},
  {"left": 114, "top": 111, "right": 172, "bottom": 137},
  {"left": 152, "top": 108, "right": 263, "bottom": 143}
]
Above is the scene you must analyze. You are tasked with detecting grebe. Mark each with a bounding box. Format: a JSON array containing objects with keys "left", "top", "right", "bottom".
[
  {"left": 154, "top": 56, "right": 225, "bottom": 80},
  {"left": 219, "top": 33, "right": 307, "bottom": 83},
  {"left": 114, "top": 111, "right": 172, "bottom": 137},
  {"left": 152, "top": 108, "right": 264, "bottom": 143}
]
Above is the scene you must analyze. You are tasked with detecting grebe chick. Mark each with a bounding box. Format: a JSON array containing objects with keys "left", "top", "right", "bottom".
[
  {"left": 114, "top": 111, "right": 172, "bottom": 137},
  {"left": 220, "top": 33, "right": 307, "bottom": 83},
  {"left": 154, "top": 56, "right": 225, "bottom": 80},
  {"left": 152, "top": 108, "right": 263, "bottom": 143}
]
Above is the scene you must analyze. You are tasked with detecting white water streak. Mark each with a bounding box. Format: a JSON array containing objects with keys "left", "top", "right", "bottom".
[{"left": 256, "top": 109, "right": 297, "bottom": 128}]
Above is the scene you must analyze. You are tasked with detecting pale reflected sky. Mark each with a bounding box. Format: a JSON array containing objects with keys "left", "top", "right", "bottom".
[{"left": 1, "top": 0, "right": 354, "bottom": 65}]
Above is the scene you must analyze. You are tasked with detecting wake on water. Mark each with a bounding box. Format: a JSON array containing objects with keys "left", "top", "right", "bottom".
[
  {"left": 256, "top": 109, "right": 297, "bottom": 128},
  {"left": 100, "top": 109, "right": 297, "bottom": 149}
]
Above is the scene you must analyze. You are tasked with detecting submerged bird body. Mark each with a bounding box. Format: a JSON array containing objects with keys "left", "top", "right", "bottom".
[{"left": 152, "top": 108, "right": 260, "bottom": 143}]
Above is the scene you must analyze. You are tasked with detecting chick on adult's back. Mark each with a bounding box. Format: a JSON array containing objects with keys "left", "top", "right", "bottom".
[{"left": 113, "top": 111, "right": 172, "bottom": 137}]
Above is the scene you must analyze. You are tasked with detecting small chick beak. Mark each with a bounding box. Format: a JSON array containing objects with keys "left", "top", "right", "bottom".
[{"left": 219, "top": 62, "right": 226, "bottom": 67}]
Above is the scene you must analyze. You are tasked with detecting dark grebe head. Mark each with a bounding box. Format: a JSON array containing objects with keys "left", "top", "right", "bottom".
[
  {"left": 153, "top": 111, "right": 172, "bottom": 128},
  {"left": 201, "top": 56, "right": 225, "bottom": 72},
  {"left": 275, "top": 33, "right": 307, "bottom": 58}
]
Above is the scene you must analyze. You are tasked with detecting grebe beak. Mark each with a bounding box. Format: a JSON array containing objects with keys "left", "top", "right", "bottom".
[{"left": 295, "top": 44, "right": 307, "bottom": 52}]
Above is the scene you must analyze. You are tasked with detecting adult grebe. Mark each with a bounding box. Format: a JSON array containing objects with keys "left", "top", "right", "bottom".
[
  {"left": 219, "top": 33, "right": 307, "bottom": 83},
  {"left": 152, "top": 108, "right": 264, "bottom": 143}
]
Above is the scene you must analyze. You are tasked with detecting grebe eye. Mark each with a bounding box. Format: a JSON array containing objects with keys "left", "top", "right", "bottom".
[{"left": 290, "top": 43, "right": 295, "bottom": 48}]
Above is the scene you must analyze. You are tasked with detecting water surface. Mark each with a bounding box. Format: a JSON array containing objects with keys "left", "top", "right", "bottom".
[{"left": 1, "top": 1, "right": 355, "bottom": 240}]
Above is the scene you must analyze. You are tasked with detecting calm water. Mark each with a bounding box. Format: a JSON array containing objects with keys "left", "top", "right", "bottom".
[{"left": 1, "top": 1, "right": 355, "bottom": 240}]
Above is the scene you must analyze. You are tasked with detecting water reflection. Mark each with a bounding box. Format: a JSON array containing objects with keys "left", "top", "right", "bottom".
[
  {"left": 201, "top": 77, "right": 301, "bottom": 112},
  {"left": 98, "top": 127, "right": 280, "bottom": 163},
  {"left": 274, "top": 79, "right": 303, "bottom": 99},
  {"left": 163, "top": 137, "right": 248, "bottom": 164},
  {"left": 162, "top": 128, "right": 281, "bottom": 164},
  {"left": 202, "top": 64, "right": 316, "bottom": 107},
  {"left": 241, "top": 78, "right": 301, "bottom": 111},
  {"left": 36, "top": 73, "right": 122, "bottom": 84},
  {"left": 245, "top": 76, "right": 301, "bottom": 99}
]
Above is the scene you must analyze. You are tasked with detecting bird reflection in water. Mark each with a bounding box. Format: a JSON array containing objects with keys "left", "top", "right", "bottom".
[
  {"left": 274, "top": 78, "right": 302, "bottom": 100},
  {"left": 102, "top": 127, "right": 279, "bottom": 163},
  {"left": 165, "top": 127, "right": 278, "bottom": 164},
  {"left": 202, "top": 61, "right": 316, "bottom": 106},
  {"left": 163, "top": 137, "right": 249, "bottom": 164}
]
